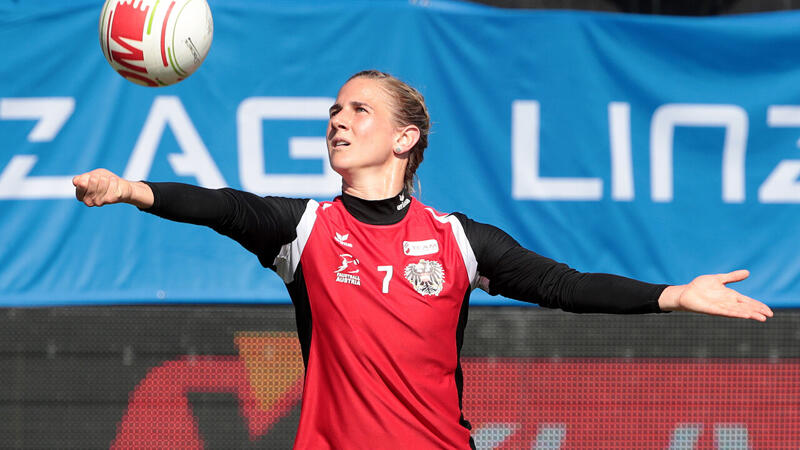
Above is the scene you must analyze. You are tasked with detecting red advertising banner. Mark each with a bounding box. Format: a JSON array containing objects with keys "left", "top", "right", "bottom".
[
  {"left": 111, "top": 333, "right": 800, "bottom": 448},
  {"left": 112, "top": 332, "right": 305, "bottom": 448},
  {"left": 462, "top": 359, "right": 800, "bottom": 449}
]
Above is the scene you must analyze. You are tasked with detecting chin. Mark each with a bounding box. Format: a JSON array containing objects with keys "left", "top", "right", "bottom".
[{"left": 328, "top": 154, "right": 352, "bottom": 176}]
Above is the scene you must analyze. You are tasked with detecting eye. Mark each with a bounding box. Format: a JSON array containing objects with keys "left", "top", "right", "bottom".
[{"left": 356, "top": 106, "right": 367, "bottom": 113}]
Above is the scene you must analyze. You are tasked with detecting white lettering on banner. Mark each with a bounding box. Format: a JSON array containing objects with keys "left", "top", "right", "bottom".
[
  {"left": 532, "top": 424, "right": 567, "bottom": 449},
  {"left": 650, "top": 104, "right": 748, "bottom": 203},
  {"left": 512, "top": 100, "right": 603, "bottom": 200},
  {"left": 668, "top": 424, "right": 703, "bottom": 449},
  {"left": 714, "top": 424, "right": 749, "bottom": 450},
  {"left": 123, "top": 96, "right": 226, "bottom": 188},
  {"left": 0, "top": 98, "right": 74, "bottom": 142},
  {"left": 760, "top": 106, "right": 800, "bottom": 202},
  {"left": 236, "top": 97, "right": 339, "bottom": 196},
  {"left": 472, "top": 423, "right": 749, "bottom": 449},
  {"left": 609, "top": 102, "right": 635, "bottom": 201},
  {"left": 472, "top": 423, "right": 519, "bottom": 449},
  {"left": 4, "top": 96, "right": 800, "bottom": 204},
  {"left": 0, "top": 97, "right": 75, "bottom": 198}
]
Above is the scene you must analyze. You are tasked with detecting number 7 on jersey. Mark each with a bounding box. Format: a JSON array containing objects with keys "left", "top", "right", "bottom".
[{"left": 377, "top": 266, "right": 393, "bottom": 293}]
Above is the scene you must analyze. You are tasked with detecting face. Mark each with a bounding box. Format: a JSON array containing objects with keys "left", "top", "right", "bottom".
[{"left": 327, "top": 77, "right": 399, "bottom": 177}]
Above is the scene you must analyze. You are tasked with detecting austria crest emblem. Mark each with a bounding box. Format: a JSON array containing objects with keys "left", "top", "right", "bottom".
[{"left": 404, "top": 259, "right": 445, "bottom": 296}]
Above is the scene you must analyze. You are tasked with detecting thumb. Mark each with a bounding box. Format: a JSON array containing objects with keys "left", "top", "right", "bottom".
[
  {"left": 719, "top": 269, "right": 749, "bottom": 284},
  {"left": 73, "top": 173, "right": 89, "bottom": 188}
]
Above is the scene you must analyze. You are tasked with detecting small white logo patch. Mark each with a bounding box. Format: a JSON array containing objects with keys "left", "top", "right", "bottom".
[
  {"left": 396, "top": 193, "right": 411, "bottom": 210},
  {"left": 334, "top": 232, "right": 353, "bottom": 247},
  {"left": 402, "top": 239, "right": 439, "bottom": 256},
  {"left": 404, "top": 259, "right": 445, "bottom": 296},
  {"left": 334, "top": 253, "right": 360, "bottom": 285}
]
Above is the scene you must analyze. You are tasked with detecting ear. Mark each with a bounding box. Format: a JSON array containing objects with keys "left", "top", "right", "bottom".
[{"left": 393, "top": 124, "right": 420, "bottom": 155}]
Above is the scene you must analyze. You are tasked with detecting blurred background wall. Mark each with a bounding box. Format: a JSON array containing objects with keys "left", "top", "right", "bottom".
[
  {"left": 473, "top": 0, "right": 800, "bottom": 15},
  {"left": 2, "top": 0, "right": 799, "bottom": 448}
]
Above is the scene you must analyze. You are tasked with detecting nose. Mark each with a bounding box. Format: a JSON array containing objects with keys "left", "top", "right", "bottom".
[
  {"left": 330, "top": 116, "right": 347, "bottom": 131},
  {"left": 330, "top": 108, "right": 351, "bottom": 131},
  {"left": 328, "top": 113, "right": 348, "bottom": 141}
]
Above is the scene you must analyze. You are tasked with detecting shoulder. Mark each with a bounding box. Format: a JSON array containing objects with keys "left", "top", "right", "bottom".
[
  {"left": 258, "top": 195, "right": 314, "bottom": 216},
  {"left": 406, "top": 200, "right": 496, "bottom": 238},
  {"left": 444, "top": 211, "right": 504, "bottom": 240},
  {"left": 445, "top": 211, "right": 521, "bottom": 262},
  {"left": 310, "top": 196, "right": 344, "bottom": 220},
  {"left": 408, "top": 197, "right": 459, "bottom": 223}
]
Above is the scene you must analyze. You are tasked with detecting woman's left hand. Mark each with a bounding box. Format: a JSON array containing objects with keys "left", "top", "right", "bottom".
[{"left": 658, "top": 270, "right": 773, "bottom": 322}]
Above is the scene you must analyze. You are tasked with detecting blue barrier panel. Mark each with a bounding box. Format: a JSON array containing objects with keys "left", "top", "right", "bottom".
[{"left": 1, "top": 0, "right": 798, "bottom": 306}]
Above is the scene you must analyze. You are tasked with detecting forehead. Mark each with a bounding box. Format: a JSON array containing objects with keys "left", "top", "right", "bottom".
[{"left": 336, "top": 77, "right": 391, "bottom": 108}]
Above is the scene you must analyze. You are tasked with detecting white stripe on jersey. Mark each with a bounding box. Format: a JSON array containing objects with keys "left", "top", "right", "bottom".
[
  {"left": 424, "top": 207, "right": 480, "bottom": 289},
  {"left": 274, "top": 200, "right": 320, "bottom": 283}
]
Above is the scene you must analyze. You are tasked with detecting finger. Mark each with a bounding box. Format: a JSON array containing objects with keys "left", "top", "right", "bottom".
[
  {"left": 75, "top": 185, "right": 87, "bottom": 202},
  {"left": 86, "top": 173, "right": 100, "bottom": 206},
  {"left": 106, "top": 176, "right": 123, "bottom": 204},
  {"left": 728, "top": 299, "right": 771, "bottom": 322},
  {"left": 746, "top": 300, "right": 773, "bottom": 318},
  {"left": 713, "top": 307, "right": 754, "bottom": 321},
  {"left": 719, "top": 269, "right": 749, "bottom": 284},
  {"left": 699, "top": 293, "right": 763, "bottom": 320},
  {"left": 74, "top": 174, "right": 87, "bottom": 201},
  {"left": 106, "top": 176, "right": 117, "bottom": 203},
  {"left": 739, "top": 294, "right": 774, "bottom": 317},
  {"left": 736, "top": 306, "right": 768, "bottom": 322},
  {"left": 74, "top": 173, "right": 90, "bottom": 190},
  {"left": 95, "top": 174, "right": 111, "bottom": 205},
  {"left": 691, "top": 289, "right": 772, "bottom": 322},
  {"left": 721, "top": 305, "right": 765, "bottom": 322},
  {"left": 746, "top": 309, "right": 770, "bottom": 321}
]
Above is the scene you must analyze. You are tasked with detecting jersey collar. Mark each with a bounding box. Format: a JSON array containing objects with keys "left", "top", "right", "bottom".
[{"left": 340, "top": 189, "right": 412, "bottom": 225}]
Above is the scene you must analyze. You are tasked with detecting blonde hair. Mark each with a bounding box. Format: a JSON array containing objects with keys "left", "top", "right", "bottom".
[{"left": 347, "top": 70, "right": 430, "bottom": 193}]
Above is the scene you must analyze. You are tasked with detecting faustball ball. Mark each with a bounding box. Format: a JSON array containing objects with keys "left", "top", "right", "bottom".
[{"left": 99, "top": 0, "right": 213, "bottom": 87}]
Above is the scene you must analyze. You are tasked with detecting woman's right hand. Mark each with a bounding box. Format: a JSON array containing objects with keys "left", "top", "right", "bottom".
[{"left": 72, "top": 168, "right": 154, "bottom": 208}]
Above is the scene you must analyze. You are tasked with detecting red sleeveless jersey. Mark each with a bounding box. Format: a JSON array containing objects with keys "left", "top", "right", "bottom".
[
  {"left": 274, "top": 197, "right": 478, "bottom": 449},
  {"left": 143, "top": 181, "right": 668, "bottom": 448}
]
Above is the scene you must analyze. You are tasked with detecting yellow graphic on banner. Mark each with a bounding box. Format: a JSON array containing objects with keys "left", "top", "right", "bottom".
[{"left": 234, "top": 331, "right": 304, "bottom": 413}]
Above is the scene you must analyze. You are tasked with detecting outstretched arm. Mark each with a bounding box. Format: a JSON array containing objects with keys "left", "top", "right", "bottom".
[
  {"left": 453, "top": 213, "right": 774, "bottom": 322},
  {"left": 72, "top": 168, "right": 309, "bottom": 269},
  {"left": 73, "top": 168, "right": 154, "bottom": 208},
  {"left": 657, "top": 270, "right": 773, "bottom": 322}
]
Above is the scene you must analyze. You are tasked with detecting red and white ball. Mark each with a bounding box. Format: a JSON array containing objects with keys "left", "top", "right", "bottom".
[{"left": 99, "top": 0, "right": 213, "bottom": 87}]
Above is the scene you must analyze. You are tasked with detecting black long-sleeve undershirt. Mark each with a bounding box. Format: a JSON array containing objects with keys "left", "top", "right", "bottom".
[
  {"left": 142, "top": 182, "right": 667, "bottom": 314},
  {"left": 452, "top": 213, "right": 666, "bottom": 313},
  {"left": 143, "top": 181, "right": 307, "bottom": 269}
]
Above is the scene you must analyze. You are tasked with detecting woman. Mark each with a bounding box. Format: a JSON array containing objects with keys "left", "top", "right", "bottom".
[{"left": 73, "top": 70, "right": 772, "bottom": 449}]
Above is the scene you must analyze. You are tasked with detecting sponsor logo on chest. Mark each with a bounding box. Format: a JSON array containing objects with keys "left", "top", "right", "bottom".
[{"left": 402, "top": 239, "right": 439, "bottom": 256}]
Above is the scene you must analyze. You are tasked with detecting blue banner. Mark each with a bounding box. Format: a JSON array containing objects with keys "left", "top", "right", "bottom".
[{"left": 1, "top": 0, "right": 799, "bottom": 306}]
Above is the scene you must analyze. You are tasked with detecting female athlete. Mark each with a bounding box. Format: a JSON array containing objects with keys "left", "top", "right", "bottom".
[{"left": 73, "top": 70, "right": 773, "bottom": 449}]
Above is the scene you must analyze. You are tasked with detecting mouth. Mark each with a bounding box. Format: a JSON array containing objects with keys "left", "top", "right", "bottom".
[{"left": 330, "top": 138, "right": 351, "bottom": 149}]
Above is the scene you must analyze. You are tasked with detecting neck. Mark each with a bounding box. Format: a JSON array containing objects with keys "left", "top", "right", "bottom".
[{"left": 341, "top": 169, "right": 405, "bottom": 200}]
